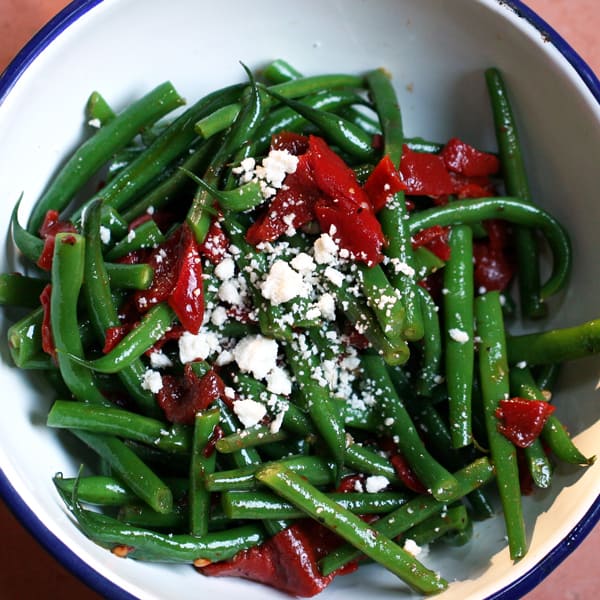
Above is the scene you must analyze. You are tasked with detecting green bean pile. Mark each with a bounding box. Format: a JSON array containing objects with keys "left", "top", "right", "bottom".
[{"left": 2, "top": 59, "right": 598, "bottom": 597}]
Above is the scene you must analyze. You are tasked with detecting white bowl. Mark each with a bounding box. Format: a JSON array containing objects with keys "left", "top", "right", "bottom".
[{"left": 0, "top": 1, "right": 598, "bottom": 598}]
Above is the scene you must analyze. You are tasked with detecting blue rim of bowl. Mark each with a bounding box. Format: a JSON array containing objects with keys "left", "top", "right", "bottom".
[{"left": 0, "top": 0, "right": 598, "bottom": 599}]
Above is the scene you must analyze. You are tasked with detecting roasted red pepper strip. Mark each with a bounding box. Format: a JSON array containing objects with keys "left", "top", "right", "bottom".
[
  {"left": 411, "top": 225, "right": 451, "bottom": 262},
  {"left": 245, "top": 152, "right": 318, "bottom": 245},
  {"left": 271, "top": 131, "right": 310, "bottom": 155},
  {"left": 198, "top": 219, "right": 229, "bottom": 265},
  {"left": 473, "top": 220, "right": 515, "bottom": 291},
  {"left": 495, "top": 397, "right": 556, "bottom": 448},
  {"left": 399, "top": 145, "right": 455, "bottom": 197},
  {"left": 157, "top": 365, "right": 225, "bottom": 425},
  {"left": 390, "top": 453, "right": 429, "bottom": 494},
  {"left": 441, "top": 137, "right": 500, "bottom": 178},
  {"left": 363, "top": 154, "right": 406, "bottom": 213},
  {"left": 168, "top": 224, "right": 204, "bottom": 334},
  {"left": 307, "top": 135, "right": 371, "bottom": 208},
  {"left": 36, "top": 210, "right": 77, "bottom": 271},
  {"left": 314, "top": 196, "right": 385, "bottom": 266},
  {"left": 134, "top": 228, "right": 181, "bottom": 312},
  {"left": 200, "top": 521, "right": 353, "bottom": 597},
  {"left": 40, "top": 284, "right": 56, "bottom": 358}
]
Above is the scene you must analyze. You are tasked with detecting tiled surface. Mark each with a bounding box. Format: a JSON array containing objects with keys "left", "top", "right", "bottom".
[{"left": 0, "top": 1, "right": 598, "bottom": 598}]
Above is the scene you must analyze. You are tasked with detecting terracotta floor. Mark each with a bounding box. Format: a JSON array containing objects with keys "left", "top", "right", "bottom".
[{"left": 0, "top": 0, "right": 598, "bottom": 598}]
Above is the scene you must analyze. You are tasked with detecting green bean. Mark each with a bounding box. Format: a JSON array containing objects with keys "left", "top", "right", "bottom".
[
  {"left": 284, "top": 335, "right": 346, "bottom": 467},
  {"left": 365, "top": 68, "right": 403, "bottom": 167},
  {"left": 118, "top": 503, "right": 188, "bottom": 531},
  {"left": 51, "top": 232, "right": 109, "bottom": 405},
  {"left": 59, "top": 485, "right": 264, "bottom": 563},
  {"left": 319, "top": 457, "right": 494, "bottom": 575},
  {"left": 222, "top": 490, "right": 410, "bottom": 520},
  {"left": 415, "top": 286, "right": 443, "bottom": 397},
  {"left": 28, "top": 82, "right": 185, "bottom": 232},
  {"left": 84, "top": 204, "right": 159, "bottom": 415},
  {"left": 262, "top": 59, "right": 303, "bottom": 84},
  {"left": 0, "top": 273, "right": 46, "bottom": 308},
  {"left": 85, "top": 91, "right": 116, "bottom": 125},
  {"left": 216, "top": 426, "right": 289, "bottom": 453},
  {"left": 443, "top": 225, "right": 475, "bottom": 447},
  {"left": 197, "top": 73, "right": 366, "bottom": 140},
  {"left": 47, "top": 400, "right": 191, "bottom": 454},
  {"left": 105, "top": 263, "right": 154, "bottom": 290},
  {"left": 509, "top": 366, "right": 594, "bottom": 466},
  {"left": 70, "top": 84, "right": 245, "bottom": 223},
  {"left": 216, "top": 400, "right": 263, "bottom": 469},
  {"left": 413, "top": 246, "right": 446, "bottom": 279},
  {"left": 205, "top": 455, "right": 335, "bottom": 492},
  {"left": 475, "top": 291, "right": 527, "bottom": 560},
  {"left": 251, "top": 89, "right": 369, "bottom": 155},
  {"left": 104, "top": 219, "right": 165, "bottom": 261},
  {"left": 358, "top": 264, "right": 405, "bottom": 344},
  {"left": 7, "top": 307, "right": 44, "bottom": 368},
  {"left": 71, "top": 429, "right": 172, "bottom": 514},
  {"left": 321, "top": 273, "right": 409, "bottom": 365},
  {"left": 401, "top": 504, "right": 469, "bottom": 547},
  {"left": 361, "top": 353, "right": 459, "bottom": 501},
  {"left": 485, "top": 68, "right": 546, "bottom": 318},
  {"left": 507, "top": 319, "right": 600, "bottom": 365},
  {"left": 256, "top": 465, "right": 447, "bottom": 594},
  {"left": 264, "top": 88, "right": 376, "bottom": 161},
  {"left": 53, "top": 474, "right": 188, "bottom": 507},
  {"left": 190, "top": 408, "right": 221, "bottom": 536},
  {"left": 408, "top": 196, "right": 571, "bottom": 300},
  {"left": 11, "top": 198, "right": 44, "bottom": 263},
  {"left": 72, "top": 303, "right": 176, "bottom": 374}
]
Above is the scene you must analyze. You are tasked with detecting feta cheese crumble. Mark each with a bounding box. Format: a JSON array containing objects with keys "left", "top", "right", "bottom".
[
  {"left": 261, "top": 260, "right": 306, "bottom": 305},
  {"left": 233, "top": 335, "right": 279, "bottom": 380},
  {"left": 141, "top": 369, "right": 163, "bottom": 393},
  {"left": 233, "top": 399, "right": 267, "bottom": 428},
  {"left": 364, "top": 475, "right": 390, "bottom": 493},
  {"left": 448, "top": 328, "right": 470, "bottom": 344}
]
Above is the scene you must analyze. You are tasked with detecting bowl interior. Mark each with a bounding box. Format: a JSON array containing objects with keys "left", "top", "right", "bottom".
[{"left": 0, "top": 1, "right": 599, "bottom": 599}]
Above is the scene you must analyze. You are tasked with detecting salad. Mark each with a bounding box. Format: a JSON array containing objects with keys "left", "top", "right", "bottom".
[{"left": 1, "top": 59, "right": 597, "bottom": 597}]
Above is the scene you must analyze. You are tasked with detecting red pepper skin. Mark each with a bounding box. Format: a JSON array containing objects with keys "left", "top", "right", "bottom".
[
  {"left": 336, "top": 474, "right": 365, "bottom": 493},
  {"left": 450, "top": 172, "right": 496, "bottom": 199},
  {"left": 271, "top": 131, "right": 310, "bottom": 155},
  {"left": 495, "top": 397, "right": 556, "bottom": 448},
  {"left": 40, "top": 284, "right": 56, "bottom": 358},
  {"left": 390, "top": 453, "right": 429, "bottom": 494},
  {"left": 307, "top": 135, "right": 371, "bottom": 209},
  {"left": 168, "top": 224, "right": 205, "bottom": 334},
  {"left": 36, "top": 210, "right": 77, "bottom": 271},
  {"left": 399, "top": 145, "right": 455, "bottom": 197},
  {"left": 157, "top": 365, "right": 225, "bottom": 425},
  {"left": 200, "top": 521, "right": 353, "bottom": 597},
  {"left": 245, "top": 152, "right": 319, "bottom": 245},
  {"left": 198, "top": 220, "right": 229, "bottom": 265},
  {"left": 134, "top": 228, "right": 181, "bottom": 312},
  {"left": 473, "top": 220, "right": 515, "bottom": 292},
  {"left": 102, "top": 325, "right": 128, "bottom": 354},
  {"left": 314, "top": 197, "right": 385, "bottom": 266},
  {"left": 411, "top": 225, "right": 451, "bottom": 262},
  {"left": 441, "top": 137, "right": 500, "bottom": 178},
  {"left": 363, "top": 154, "right": 406, "bottom": 213}
]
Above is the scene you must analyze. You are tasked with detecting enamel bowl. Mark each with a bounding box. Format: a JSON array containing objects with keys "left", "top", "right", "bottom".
[{"left": 1, "top": 1, "right": 598, "bottom": 598}]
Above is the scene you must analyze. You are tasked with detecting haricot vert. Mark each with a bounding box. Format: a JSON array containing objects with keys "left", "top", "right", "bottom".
[{"left": 1, "top": 59, "right": 597, "bottom": 597}]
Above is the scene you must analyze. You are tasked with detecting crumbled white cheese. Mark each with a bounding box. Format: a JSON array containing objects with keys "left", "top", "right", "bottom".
[
  {"left": 233, "top": 399, "right": 267, "bottom": 428},
  {"left": 364, "top": 475, "right": 390, "bottom": 493},
  {"left": 290, "top": 252, "right": 316, "bottom": 275},
  {"left": 88, "top": 117, "right": 102, "bottom": 128},
  {"left": 516, "top": 360, "right": 528, "bottom": 369},
  {"left": 448, "top": 328, "right": 469, "bottom": 344},
  {"left": 403, "top": 539, "right": 425, "bottom": 557},
  {"left": 210, "top": 305, "right": 229, "bottom": 327},
  {"left": 127, "top": 229, "right": 136, "bottom": 243},
  {"left": 313, "top": 233, "right": 339, "bottom": 265},
  {"left": 214, "top": 257, "right": 235, "bottom": 281},
  {"left": 149, "top": 351, "right": 173, "bottom": 369},
  {"left": 99, "top": 226, "right": 111, "bottom": 245},
  {"left": 269, "top": 408, "right": 287, "bottom": 434},
  {"left": 218, "top": 280, "right": 244, "bottom": 306},
  {"left": 215, "top": 350, "right": 234, "bottom": 366},
  {"left": 261, "top": 260, "right": 306, "bottom": 305},
  {"left": 233, "top": 335, "right": 279, "bottom": 380},
  {"left": 141, "top": 369, "right": 163, "bottom": 393},
  {"left": 178, "top": 330, "right": 221, "bottom": 364},
  {"left": 258, "top": 149, "right": 299, "bottom": 188},
  {"left": 324, "top": 266, "right": 345, "bottom": 287},
  {"left": 265, "top": 366, "right": 293, "bottom": 396},
  {"left": 317, "top": 293, "right": 336, "bottom": 320}
]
